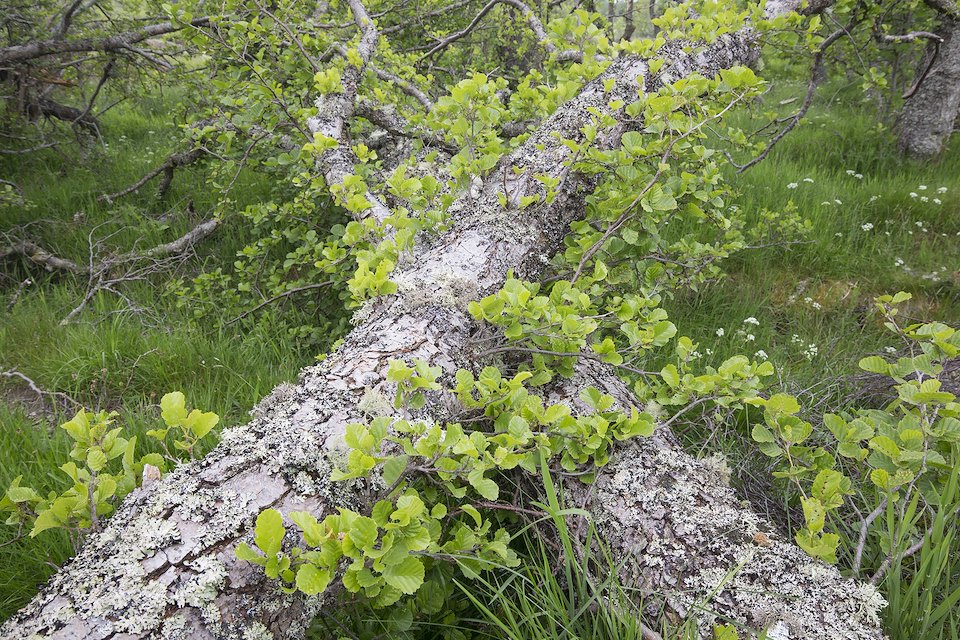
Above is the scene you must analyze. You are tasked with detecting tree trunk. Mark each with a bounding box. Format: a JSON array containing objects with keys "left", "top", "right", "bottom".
[
  {"left": 1, "top": 30, "right": 886, "bottom": 640},
  {"left": 897, "top": 16, "right": 960, "bottom": 158}
]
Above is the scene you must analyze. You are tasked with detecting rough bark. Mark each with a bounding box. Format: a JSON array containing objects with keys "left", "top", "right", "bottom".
[
  {"left": 555, "top": 361, "right": 885, "bottom": 639},
  {"left": 1, "top": 29, "right": 886, "bottom": 640},
  {"left": 897, "top": 16, "right": 960, "bottom": 158}
]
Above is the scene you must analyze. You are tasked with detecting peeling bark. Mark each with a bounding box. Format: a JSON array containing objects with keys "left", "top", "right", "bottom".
[
  {"left": 1, "top": 29, "right": 886, "bottom": 640},
  {"left": 897, "top": 16, "right": 960, "bottom": 158}
]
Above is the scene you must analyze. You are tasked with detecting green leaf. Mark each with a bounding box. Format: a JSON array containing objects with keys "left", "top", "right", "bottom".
[
  {"left": 160, "top": 392, "right": 188, "bottom": 426},
  {"left": 660, "top": 364, "right": 680, "bottom": 388},
  {"left": 255, "top": 509, "right": 285, "bottom": 556},
  {"left": 382, "top": 455, "right": 408, "bottom": 487},
  {"left": 86, "top": 448, "right": 107, "bottom": 473},
  {"left": 858, "top": 356, "right": 889, "bottom": 375},
  {"left": 766, "top": 393, "right": 800, "bottom": 415},
  {"left": 295, "top": 564, "right": 332, "bottom": 595},
  {"left": 185, "top": 410, "right": 219, "bottom": 439},
  {"left": 61, "top": 411, "right": 90, "bottom": 442},
  {"left": 751, "top": 423, "right": 775, "bottom": 443},
  {"left": 461, "top": 504, "right": 483, "bottom": 527},
  {"left": 382, "top": 555, "right": 425, "bottom": 594},
  {"left": 467, "top": 469, "right": 499, "bottom": 500},
  {"left": 348, "top": 515, "right": 378, "bottom": 550},
  {"left": 235, "top": 542, "right": 264, "bottom": 562}
]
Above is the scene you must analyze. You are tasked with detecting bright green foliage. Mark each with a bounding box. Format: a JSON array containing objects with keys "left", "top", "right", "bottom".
[
  {"left": 1, "top": 410, "right": 144, "bottom": 539},
  {"left": 236, "top": 489, "right": 517, "bottom": 608},
  {"left": 148, "top": 391, "right": 220, "bottom": 461},
  {"left": 749, "top": 293, "right": 960, "bottom": 565},
  {"left": 0, "top": 394, "right": 218, "bottom": 545}
]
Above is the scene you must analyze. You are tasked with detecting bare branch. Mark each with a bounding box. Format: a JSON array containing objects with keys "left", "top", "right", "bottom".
[
  {"left": 143, "top": 218, "right": 219, "bottom": 257},
  {"left": 725, "top": 21, "right": 852, "bottom": 173},
  {"left": 419, "top": 0, "right": 583, "bottom": 62},
  {"left": 0, "top": 368, "right": 79, "bottom": 409},
  {"left": 0, "top": 17, "right": 211, "bottom": 65},
  {"left": 0, "top": 240, "right": 85, "bottom": 272},
  {"left": 98, "top": 148, "right": 205, "bottom": 203},
  {"left": 226, "top": 281, "right": 336, "bottom": 325}
]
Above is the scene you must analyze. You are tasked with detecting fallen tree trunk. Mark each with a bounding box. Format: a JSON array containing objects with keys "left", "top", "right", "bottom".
[{"left": 1, "top": 19, "right": 886, "bottom": 640}]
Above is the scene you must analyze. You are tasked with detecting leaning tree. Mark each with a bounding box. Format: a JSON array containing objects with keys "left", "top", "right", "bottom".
[{"left": 1, "top": 0, "right": 891, "bottom": 638}]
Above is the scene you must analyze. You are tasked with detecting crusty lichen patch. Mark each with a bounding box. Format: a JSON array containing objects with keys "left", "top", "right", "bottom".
[{"left": 570, "top": 438, "right": 886, "bottom": 639}]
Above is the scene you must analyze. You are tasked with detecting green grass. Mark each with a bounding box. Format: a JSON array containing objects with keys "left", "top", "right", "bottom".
[{"left": 666, "top": 83, "right": 960, "bottom": 393}]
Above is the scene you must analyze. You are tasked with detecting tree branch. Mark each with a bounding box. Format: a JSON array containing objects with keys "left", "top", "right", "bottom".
[{"left": 0, "top": 17, "right": 211, "bottom": 65}]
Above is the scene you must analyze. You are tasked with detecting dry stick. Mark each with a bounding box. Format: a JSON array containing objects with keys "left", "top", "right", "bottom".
[
  {"left": 5, "top": 278, "right": 32, "bottom": 311},
  {"left": 143, "top": 218, "right": 219, "bottom": 257},
  {"left": 0, "top": 241, "right": 85, "bottom": 272},
  {"left": 851, "top": 496, "right": 888, "bottom": 577},
  {"left": 0, "top": 142, "right": 59, "bottom": 155},
  {"left": 870, "top": 536, "right": 927, "bottom": 585},
  {"left": 0, "top": 368, "right": 80, "bottom": 408},
  {"left": 98, "top": 148, "right": 204, "bottom": 203},
  {"left": 71, "top": 57, "right": 115, "bottom": 127},
  {"left": 0, "top": 218, "right": 219, "bottom": 276},
  {"left": 226, "top": 281, "right": 336, "bottom": 325}
]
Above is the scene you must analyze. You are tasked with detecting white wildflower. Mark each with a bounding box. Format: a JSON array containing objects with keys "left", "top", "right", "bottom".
[
  {"left": 754, "top": 350, "right": 768, "bottom": 360},
  {"left": 918, "top": 185, "right": 927, "bottom": 190},
  {"left": 744, "top": 317, "right": 760, "bottom": 326},
  {"left": 861, "top": 222, "right": 874, "bottom": 231},
  {"left": 787, "top": 182, "right": 799, "bottom": 189},
  {"left": 716, "top": 328, "right": 725, "bottom": 337}
]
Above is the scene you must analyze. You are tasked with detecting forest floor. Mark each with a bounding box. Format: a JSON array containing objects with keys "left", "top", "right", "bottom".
[{"left": 1, "top": 80, "right": 958, "bottom": 636}]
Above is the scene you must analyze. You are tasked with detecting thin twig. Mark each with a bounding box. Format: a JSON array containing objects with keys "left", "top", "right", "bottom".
[{"left": 226, "top": 281, "right": 336, "bottom": 325}]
